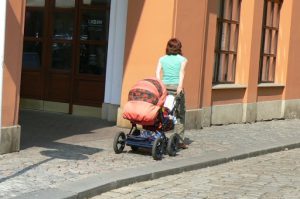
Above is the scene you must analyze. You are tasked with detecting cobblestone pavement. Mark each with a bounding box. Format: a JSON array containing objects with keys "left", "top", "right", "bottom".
[
  {"left": 93, "top": 148, "right": 300, "bottom": 199},
  {"left": 0, "top": 111, "right": 300, "bottom": 198}
]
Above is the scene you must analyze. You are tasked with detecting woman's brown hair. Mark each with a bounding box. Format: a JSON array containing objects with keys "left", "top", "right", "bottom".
[{"left": 166, "top": 38, "right": 182, "bottom": 55}]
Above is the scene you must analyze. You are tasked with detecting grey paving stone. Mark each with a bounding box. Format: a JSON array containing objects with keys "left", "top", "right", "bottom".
[
  {"left": 1, "top": 111, "right": 300, "bottom": 198},
  {"left": 91, "top": 149, "right": 300, "bottom": 199}
]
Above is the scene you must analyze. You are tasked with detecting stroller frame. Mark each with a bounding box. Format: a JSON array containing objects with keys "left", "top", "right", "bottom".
[{"left": 113, "top": 92, "right": 181, "bottom": 160}]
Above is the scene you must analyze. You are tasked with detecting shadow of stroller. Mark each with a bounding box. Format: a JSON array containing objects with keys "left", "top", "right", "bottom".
[{"left": 39, "top": 141, "right": 103, "bottom": 160}]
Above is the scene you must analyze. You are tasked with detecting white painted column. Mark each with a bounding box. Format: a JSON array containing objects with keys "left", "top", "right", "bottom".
[
  {"left": 104, "top": 0, "right": 116, "bottom": 105},
  {"left": 104, "top": 0, "right": 128, "bottom": 105},
  {"left": 0, "top": 0, "right": 7, "bottom": 128}
]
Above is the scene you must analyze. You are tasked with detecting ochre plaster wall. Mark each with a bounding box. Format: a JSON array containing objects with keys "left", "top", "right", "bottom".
[
  {"left": 173, "top": 0, "right": 207, "bottom": 109},
  {"left": 257, "top": 88, "right": 283, "bottom": 102},
  {"left": 235, "top": 0, "right": 263, "bottom": 103},
  {"left": 2, "top": 0, "right": 25, "bottom": 127},
  {"left": 274, "top": 0, "right": 292, "bottom": 86},
  {"left": 201, "top": 0, "right": 218, "bottom": 108},
  {"left": 203, "top": 0, "right": 295, "bottom": 106},
  {"left": 258, "top": 0, "right": 296, "bottom": 102},
  {"left": 212, "top": 89, "right": 245, "bottom": 106},
  {"left": 120, "top": 0, "right": 175, "bottom": 107},
  {"left": 281, "top": 0, "right": 300, "bottom": 100},
  {"left": 119, "top": 0, "right": 299, "bottom": 126}
]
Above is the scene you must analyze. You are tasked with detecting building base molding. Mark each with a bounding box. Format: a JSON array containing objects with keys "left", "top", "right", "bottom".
[
  {"left": 0, "top": 125, "right": 21, "bottom": 155},
  {"left": 212, "top": 103, "right": 243, "bottom": 125},
  {"left": 256, "top": 100, "right": 283, "bottom": 121},
  {"left": 101, "top": 103, "right": 119, "bottom": 122},
  {"left": 283, "top": 99, "right": 300, "bottom": 119},
  {"left": 242, "top": 103, "right": 257, "bottom": 123},
  {"left": 20, "top": 98, "right": 69, "bottom": 113},
  {"left": 19, "top": 99, "right": 299, "bottom": 130},
  {"left": 117, "top": 107, "right": 210, "bottom": 130},
  {"left": 117, "top": 100, "right": 300, "bottom": 129},
  {"left": 107, "top": 100, "right": 300, "bottom": 128},
  {"left": 73, "top": 105, "right": 102, "bottom": 118},
  {"left": 185, "top": 109, "right": 203, "bottom": 130},
  {"left": 20, "top": 98, "right": 105, "bottom": 119}
]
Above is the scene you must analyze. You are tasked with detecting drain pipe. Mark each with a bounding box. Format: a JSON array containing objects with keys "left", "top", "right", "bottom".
[{"left": 0, "top": 0, "right": 7, "bottom": 129}]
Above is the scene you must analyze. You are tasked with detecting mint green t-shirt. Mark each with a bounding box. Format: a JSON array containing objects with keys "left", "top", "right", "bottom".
[{"left": 159, "top": 54, "right": 187, "bottom": 85}]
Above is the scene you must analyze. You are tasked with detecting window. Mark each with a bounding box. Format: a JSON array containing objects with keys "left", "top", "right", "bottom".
[
  {"left": 26, "top": 0, "right": 45, "bottom": 7},
  {"left": 78, "top": 2, "right": 110, "bottom": 75},
  {"left": 213, "top": 0, "right": 241, "bottom": 83},
  {"left": 22, "top": 0, "right": 45, "bottom": 69},
  {"left": 259, "top": 0, "right": 282, "bottom": 83},
  {"left": 21, "top": 0, "right": 111, "bottom": 106}
]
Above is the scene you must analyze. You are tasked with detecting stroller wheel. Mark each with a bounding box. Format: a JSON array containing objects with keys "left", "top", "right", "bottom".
[
  {"left": 167, "top": 133, "right": 179, "bottom": 156},
  {"left": 113, "top": 131, "right": 126, "bottom": 154},
  {"left": 152, "top": 137, "right": 163, "bottom": 160}
]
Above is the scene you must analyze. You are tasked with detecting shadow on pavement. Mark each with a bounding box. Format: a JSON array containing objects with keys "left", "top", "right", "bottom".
[
  {"left": 0, "top": 143, "right": 103, "bottom": 183},
  {"left": 0, "top": 158, "right": 55, "bottom": 184},
  {"left": 0, "top": 139, "right": 104, "bottom": 184},
  {"left": 19, "top": 110, "right": 122, "bottom": 149},
  {"left": 39, "top": 142, "right": 103, "bottom": 160}
]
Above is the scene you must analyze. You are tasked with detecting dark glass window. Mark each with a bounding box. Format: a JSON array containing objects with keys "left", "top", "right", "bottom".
[
  {"left": 26, "top": 0, "right": 45, "bottom": 7},
  {"left": 80, "top": 11, "right": 108, "bottom": 41},
  {"left": 259, "top": 0, "right": 282, "bottom": 83},
  {"left": 55, "top": 0, "right": 75, "bottom": 8},
  {"left": 213, "top": 0, "right": 241, "bottom": 83},
  {"left": 53, "top": 12, "right": 74, "bottom": 40},
  {"left": 22, "top": 42, "right": 43, "bottom": 69},
  {"left": 24, "top": 10, "right": 44, "bottom": 38},
  {"left": 78, "top": 0, "right": 110, "bottom": 75},
  {"left": 79, "top": 44, "right": 107, "bottom": 75},
  {"left": 83, "top": 0, "right": 110, "bottom": 6},
  {"left": 51, "top": 43, "right": 72, "bottom": 70}
]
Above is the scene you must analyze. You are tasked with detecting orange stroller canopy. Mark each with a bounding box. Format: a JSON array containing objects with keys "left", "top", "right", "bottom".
[{"left": 123, "top": 77, "right": 167, "bottom": 125}]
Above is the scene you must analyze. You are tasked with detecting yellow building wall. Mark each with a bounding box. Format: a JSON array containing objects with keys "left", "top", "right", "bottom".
[
  {"left": 202, "top": 0, "right": 299, "bottom": 106},
  {"left": 113, "top": 0, "right": 300, "bottom": 126},
  {"left": 173, "top": 0, "right": 208, "bottom": 109},
  {"left": 118, "top": 0, "right": 175, "bottom": 126},
  {"left": 2, "top": 0, "right": 25, "bottom": 127},
  {"left": 281, "top": 0, "right": 300, "bottom": 100}
]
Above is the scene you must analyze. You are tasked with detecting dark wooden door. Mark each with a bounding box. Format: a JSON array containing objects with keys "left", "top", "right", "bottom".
[
  {"left": 72, "top": 1, "right": 109, "bottom": 107},
  {"left": 21, "top": 1, "right": 48, "bottom": 100},
  {"left": 21, "top": 0, "right": 110, "bottom": 112},
  {"left": 45, "top": 1, "right": 76, "bottom": 106}
]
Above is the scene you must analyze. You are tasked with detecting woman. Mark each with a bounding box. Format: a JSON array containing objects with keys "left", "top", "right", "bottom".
[{"left": 156, "top": 38, "right": 188, "bottom": 149}]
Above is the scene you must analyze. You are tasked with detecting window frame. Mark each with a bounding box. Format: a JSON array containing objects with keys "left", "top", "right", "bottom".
[
  {"left": 213, "top": 0, "right": 242, "bottom": 84},
  {"left": 259, "top": 0, "right": 283, "bottom": 83}
]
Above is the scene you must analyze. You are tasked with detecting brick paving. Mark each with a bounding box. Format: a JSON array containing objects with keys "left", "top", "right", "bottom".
[{"left": 0, "top": 110, "right": 300, "bottom": 198}]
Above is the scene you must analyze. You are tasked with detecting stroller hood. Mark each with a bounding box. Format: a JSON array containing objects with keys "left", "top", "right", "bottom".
[{"left": 123, "top": 77, "right": 167, "bottom": 125}]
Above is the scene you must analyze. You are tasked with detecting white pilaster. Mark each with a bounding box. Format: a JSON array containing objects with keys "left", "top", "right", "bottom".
[{"left": 104, "top": 0, "right": 128, "bottom": 105}]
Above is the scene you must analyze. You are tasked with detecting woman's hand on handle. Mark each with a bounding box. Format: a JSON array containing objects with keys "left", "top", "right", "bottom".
[
  {"left": 176, "top": 86, "right": 183, "bottom": 95},
  {"left": 177, "top": 60, "right": 187, "bottom": 95}
]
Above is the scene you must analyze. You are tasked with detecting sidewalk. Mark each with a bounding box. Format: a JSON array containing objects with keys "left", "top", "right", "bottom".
[{"left": 1, "top": 110, "right": 300, "bottom": 199}]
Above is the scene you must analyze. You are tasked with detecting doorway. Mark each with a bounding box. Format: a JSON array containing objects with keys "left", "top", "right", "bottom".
[{"left": 21, "top": 0, "right": 111, "bottom": 114}]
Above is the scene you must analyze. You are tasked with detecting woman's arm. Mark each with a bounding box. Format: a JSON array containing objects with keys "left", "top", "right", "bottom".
[
  {"left": 156, "top": 62, "right": 162, "bottom": 80},
  {"left": 177, "top": 60, "right": 187, "bottom": 94}
]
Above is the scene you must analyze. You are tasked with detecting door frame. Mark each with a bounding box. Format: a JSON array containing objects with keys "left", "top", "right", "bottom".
[{"left": 21, "top": 0, "right": 112, "bottom": 114}]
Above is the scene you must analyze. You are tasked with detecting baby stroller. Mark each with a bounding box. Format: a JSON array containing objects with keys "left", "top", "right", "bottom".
[{"left": 113, "top": 77, "right": 180, "bottom": 160}]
